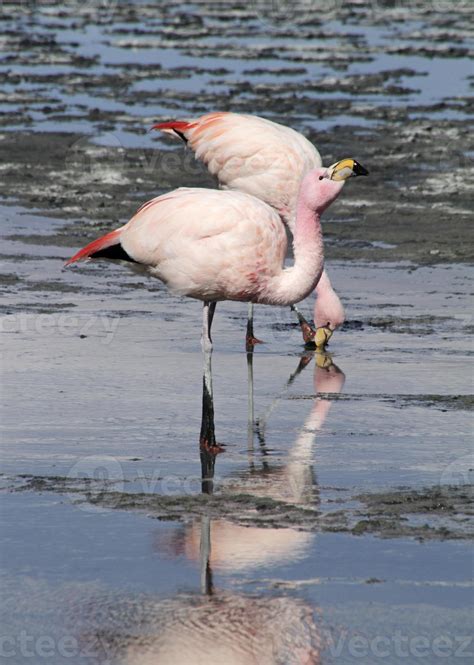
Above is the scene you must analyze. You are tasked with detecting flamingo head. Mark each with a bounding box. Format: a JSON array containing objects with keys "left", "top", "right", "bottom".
[{"left": 301, "top": 158, "right": 369, "bottom": 214}]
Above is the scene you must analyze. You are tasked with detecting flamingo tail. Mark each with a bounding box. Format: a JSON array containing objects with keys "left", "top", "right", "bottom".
[
  {"left": 64, "top": 229, "right": 132, "bottom": 267},
  {"left": 152, "top": 120, "right": 195, "bottom": 142}
]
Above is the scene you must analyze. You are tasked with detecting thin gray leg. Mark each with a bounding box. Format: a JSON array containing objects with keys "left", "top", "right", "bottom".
[
  {"left": 201, "top": 301, "right": 216, "bottom": 353},
  {"left": 247, "top": 349, "right": 255, "bottom": 465}
]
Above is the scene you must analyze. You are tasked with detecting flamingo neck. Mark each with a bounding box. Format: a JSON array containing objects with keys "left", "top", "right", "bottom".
[
  {"left": 313, "top": 268, "right": 345, "bottom": 329},
  {"left": 265, "top": 198, "right": 324, "bottom": 306}
]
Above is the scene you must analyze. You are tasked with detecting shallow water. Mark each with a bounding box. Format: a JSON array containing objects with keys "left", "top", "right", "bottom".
[
  {"left": 2, "top": 201, "right": 473, "bottom": 664},
  {"left": 1, "top": 2, "right": 474, "bottom": 664}
]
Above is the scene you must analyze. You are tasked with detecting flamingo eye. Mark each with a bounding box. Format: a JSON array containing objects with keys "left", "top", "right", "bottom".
[{"left": 319, "top": 176, "right": 323, "bottom": 180}]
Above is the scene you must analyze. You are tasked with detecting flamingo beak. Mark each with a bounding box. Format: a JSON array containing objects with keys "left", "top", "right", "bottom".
[
  {"left": 328, "top": 159, "right": 369, "bottom": 181},
  {"left": 314, "top": 325, "right": 333, "bottom": 349}
]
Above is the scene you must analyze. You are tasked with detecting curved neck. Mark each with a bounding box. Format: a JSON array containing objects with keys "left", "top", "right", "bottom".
[{"left": 264, "top": 197, "right": 324, "bottom": 306}]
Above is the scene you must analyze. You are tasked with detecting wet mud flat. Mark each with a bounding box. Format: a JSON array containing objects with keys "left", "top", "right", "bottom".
[
  {"left": 7, "top": 474, "right": 474, "bottom": 541},
  {"left": 1, "top": 2, "right": 474, "bottom": 664}
]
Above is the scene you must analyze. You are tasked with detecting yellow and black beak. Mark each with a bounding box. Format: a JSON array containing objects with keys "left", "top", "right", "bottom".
[
  {"left": 328, "top": 159, "right": 369, "bottom": 181},
  {"left": 314, "top": 325, "right": 333, "bottom": 349}
]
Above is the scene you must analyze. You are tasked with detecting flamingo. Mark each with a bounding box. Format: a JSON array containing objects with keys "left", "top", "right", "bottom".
[
  {"left": 153, "top": 112, "right": 347, "bottom": 347},
  {"left": 65, "top": 159, "right": 368, "bottom": 352}
]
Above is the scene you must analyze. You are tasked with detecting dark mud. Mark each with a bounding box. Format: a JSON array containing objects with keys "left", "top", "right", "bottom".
[
  {"left": 288, "top": 393, "right": 474, "bottom": 412},
  {"left": 7, "top": 474, "right": 473, "bottom": 541},
  {"left": 1, "top": 121, "right": 473, "bottom": 266}
]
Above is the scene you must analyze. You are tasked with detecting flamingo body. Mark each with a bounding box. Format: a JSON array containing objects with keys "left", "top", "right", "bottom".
[
  {"left": 154, "top": 112, "right": 345, "bottom": 329},
  {"left": 66, "top": 187, "right": 312, "bottom": 306},
  {"left": 128, "top": 189, "right": 290, "bottom": 304}
]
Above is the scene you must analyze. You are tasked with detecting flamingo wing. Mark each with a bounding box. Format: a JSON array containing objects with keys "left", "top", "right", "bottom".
[{"left": 153, "top": 112, "right": 322, "bottom": 228}]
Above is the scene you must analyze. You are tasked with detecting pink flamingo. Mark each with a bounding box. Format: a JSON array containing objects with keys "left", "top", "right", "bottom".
[
  {"left": 65, "top": 159, "right": 367, "bottom": 352},
  {"left": 153, "top": 112, "right": 347, "bottom": 346}
]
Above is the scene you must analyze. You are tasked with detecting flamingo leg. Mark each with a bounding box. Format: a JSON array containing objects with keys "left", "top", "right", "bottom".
[
  {"left": 201, "top": 301, "right": 216, "bottom": 353},
  {"left": 200, "top": 304, "right": 215, "bottom": 452},
  {"left": 291, "top": 305, "right": 317, "bottom": 346},
  {"left": 199, "top": 345, "right": 219, "bottom": 490},
  {"left": 256, "top": 351, "right": 314, "bottom": 443},
  {"left": 199, "top": 311, "right": 224, "bottom": 484},
  {"left": 291, "top": 305, "right": 333, "bottom": 349},
  {"left": 200, "top": 346, "right": 215, "bottom": 450},
  {"left": 247, "top": 349, "right": 255, "bottom": 467},
  {"left": 245, "top": 302, "right": 263, "bottom": 351}
]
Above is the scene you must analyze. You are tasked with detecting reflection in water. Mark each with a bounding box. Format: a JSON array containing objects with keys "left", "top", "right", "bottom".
[
  {"left": 172, "top": 350, "right": 345, "bottom": 574},
  {"left": 76, "top": 350, "right": 344, "bottom": 664},
  {"left": 248, "top": 350, "right": 345, "bottom": 506},
  {"left": 77, "top": 591, "right": 320, "bottom": 665},
  {"left": 199, "top": 350, "right": 222, "bottom": 495}
]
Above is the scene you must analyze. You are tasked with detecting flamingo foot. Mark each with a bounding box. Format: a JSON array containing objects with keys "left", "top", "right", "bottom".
[
  {"left": 200, "top": 440, "right": 226, "bottom": 455},
  {"left": 245, "top": 335, "right": 263, "bottom": 352}
]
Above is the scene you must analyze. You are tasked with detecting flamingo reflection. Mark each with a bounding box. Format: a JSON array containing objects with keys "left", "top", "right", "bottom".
[
  {"left": 186, "top": 350, "right": 346, "bottom": 575},
  {"left": 75, "top": 353, "right": 345, "bottom": 664},
  {"left": 76, "top": 589, "right": 320, "bottom": 665}
]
